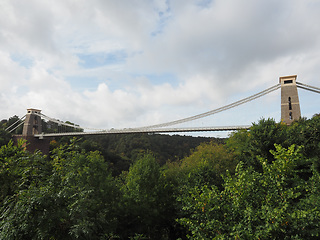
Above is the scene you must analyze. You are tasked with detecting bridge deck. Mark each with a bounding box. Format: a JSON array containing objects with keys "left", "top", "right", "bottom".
[{"left": 34, "top": 125, "right": 251, "bottom": 138}]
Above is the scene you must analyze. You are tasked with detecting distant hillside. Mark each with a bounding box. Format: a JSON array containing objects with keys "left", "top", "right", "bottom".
[{"left": 74, "top": 133, "right": 223, "bottom": 174}]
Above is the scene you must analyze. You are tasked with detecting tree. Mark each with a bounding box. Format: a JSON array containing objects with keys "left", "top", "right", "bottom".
[
  {"left": 227, "top": 118, "right": 288, "bottom": 170},
  {"left": 287, "top": 116, "right": 320, "bottom": 160},
  {"left": 0, "top": 139, "right": 42, "bottom": 205},
  {"left": 0, "top": 126, "right": 11, "bottom": 147},
  {"left": 119, "top": 153, "right": 175, "bottom": 239},
  {"left": 177, "top": 142, "right": 237, "bottom": 189},
  {"left": 0, "top": 139, "right": 121, "bottom": 239},
  {"left": 177, "top": 144, "right": 320, "bottom": 239},
  {"left": 162, "top": 142, "right": 237, "bottom": 239}
]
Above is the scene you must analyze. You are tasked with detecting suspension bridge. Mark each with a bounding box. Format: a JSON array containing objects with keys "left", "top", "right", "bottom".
[{"left": 6, "top": 75, "right": 320, "bottom": 153}]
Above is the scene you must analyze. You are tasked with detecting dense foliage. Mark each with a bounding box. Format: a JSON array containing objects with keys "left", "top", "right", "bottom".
[
  {"left": 0, "top": 116, "right": 320, "bottom": 239},
  {"left": 81, "top": 133, "right": 215, "bottom": 165},
  {"left": 177, "top": 144, "right": 320, "bottom": 239},
  {"left": 71, "top": 133, "right": 215, "bottom": 176}
]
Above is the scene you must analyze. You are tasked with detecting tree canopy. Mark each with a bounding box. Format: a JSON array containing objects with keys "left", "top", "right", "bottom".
[{"left": 0, "top": 115, "right": 320, "bottom": 239}]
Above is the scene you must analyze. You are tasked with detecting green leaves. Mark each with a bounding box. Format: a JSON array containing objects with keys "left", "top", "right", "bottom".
[
  {"left": 0, "top": 139, "right": 120, "bottom": 240},
  {"left": 120, "top": 153, "right": 175, "bottom": 239},
  {"left": 178, "top": 142, "right": 237, "bottom": 189},
  {"left": 1, "top": 116, "right": 320, "bottom": 239},
  {"left": 0, "top": 127, "right": 11, "bottom": 147},
  {"left": 177, "top": 144, "right": 320, "bottom": 239}
]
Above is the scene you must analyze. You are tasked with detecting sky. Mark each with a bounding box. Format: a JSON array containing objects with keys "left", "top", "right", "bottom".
[{"left": 1, "top": 0, "right": 320, "bottom": 136}]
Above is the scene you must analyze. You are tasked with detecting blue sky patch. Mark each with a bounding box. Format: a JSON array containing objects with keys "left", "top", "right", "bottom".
[
  {"left": 66, "top": 76, "right": 103, "bottom": 91},
  {"left": 78, "top": 50, "right": 127, "bottom": 69},
  {"left": 196, "top": 0, "right": 213, "bottom": 8},
  {"left": 143, "top": 72, "right": 180, "bottom": 87},
  {"left": 10, "top": 53, "right": 34, "bottom": 68},
  {"left": 151, "top": 3, "right": 172, "bottom": 37}
]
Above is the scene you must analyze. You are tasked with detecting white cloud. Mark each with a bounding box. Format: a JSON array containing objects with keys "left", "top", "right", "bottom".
[{"left": 1, "top": 0, "right": 320, "bottom": 134}]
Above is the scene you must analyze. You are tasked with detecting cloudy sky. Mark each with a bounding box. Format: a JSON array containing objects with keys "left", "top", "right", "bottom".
[{"left": 1, "top": 0, "right": 320, "bottom": 135}]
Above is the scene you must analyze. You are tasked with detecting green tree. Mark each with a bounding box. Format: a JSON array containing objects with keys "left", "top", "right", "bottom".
[
  {"left": 177, "top": 144, "right": 320, "bottom": 239},
  {"left": 287, "top": 116, "right": 320, "bottom": 160},
  {"left": 227, "top": 118, "right": 288, "bottom": 170},
  {"left": 0, "top": 126, "right": 12, "bottom": 147},
  {"left": 0, "top": 139, "right": 52, "bottom": 203},
  {"left": 0, "top": 139, "right": 120, "bottom": 239},
  {"left": 161, "top": 142, "right": 237, "bottom": 239},
  {"left": 119, "top": 153, "right": 175, "bottom": 239},
  {"left": 178, "top": 142, "right": 237, "bottom": 189}
]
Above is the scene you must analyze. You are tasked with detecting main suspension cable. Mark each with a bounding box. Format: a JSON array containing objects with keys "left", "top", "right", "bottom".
[
  {"left": 140, "top": 83, "right": 281, "bottom": 129},
  {"left": 37, "top": 113, "right": 105, "bottom": 132},
  {"left": 297, "top": 82, "right": 320, "bottom": 94},
  {"left": 27, "top": 81, "right": 320, "bottom": 133},
  {"left": 29, "top": 83, "right": 283, "bottom": 132},
  {"left": 5, "top": 115, "right": 26, "bottom": 132}
]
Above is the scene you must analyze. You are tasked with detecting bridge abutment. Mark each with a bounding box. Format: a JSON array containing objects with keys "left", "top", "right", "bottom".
[{"left": 13, "top": 135, "right": 50, "bottom": 154}]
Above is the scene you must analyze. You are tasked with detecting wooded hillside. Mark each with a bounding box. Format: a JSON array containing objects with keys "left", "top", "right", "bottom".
[{"left": 0, "top": 116, "right": 319, "bottom": 239}]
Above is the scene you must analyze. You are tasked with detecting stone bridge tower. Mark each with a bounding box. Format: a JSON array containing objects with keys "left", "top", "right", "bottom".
[
  {"left": 22, "top": 108, "right": 42, "bottom": 136},
  {"left": 280, "top": 75, "right": 301, "bottom": 124},
  {"left": 13, "top": 108, "right": 50, "bottom": 154}
]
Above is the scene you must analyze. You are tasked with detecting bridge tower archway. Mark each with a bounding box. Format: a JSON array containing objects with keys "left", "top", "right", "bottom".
[{"left": 279, "top": 75, "right": 301, "bottom": 124}]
